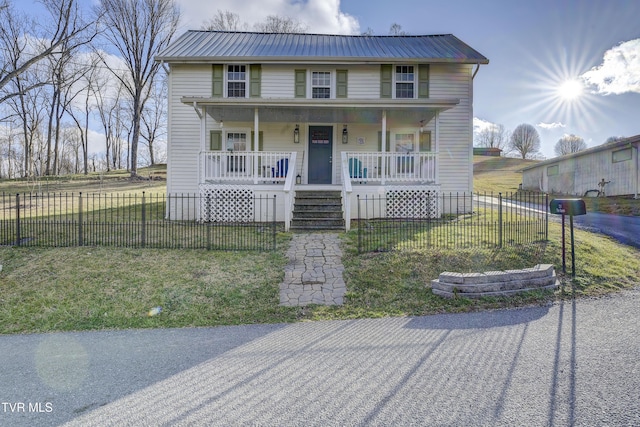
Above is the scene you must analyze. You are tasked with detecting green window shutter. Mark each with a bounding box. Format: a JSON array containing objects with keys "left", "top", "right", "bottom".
[
  {"left": 336, "top": 69, "right": 348, "bottom": 98},
  {"left": 294, "top": 70, "right": 306, "bottom": 98},
  {"left": 418, "top": 64, "right": 429, "bottom": 98},
  {"left": 380, "top": 64, "right": 392, "bottom": 98},
  {"left": 419, "top": 131, "right": 431, "bottom": 152},
  {"left": 212, "top": 65, "right": 223, "bottom": 98},
  {"left": 250, "top": 64, "right": 261, "bottom": 98},
  {"left": 377, "top": 131, "right": 391, "bottom": 151},
  {"left": 210, "top": 130, "right": 222, "bottom": 151}
]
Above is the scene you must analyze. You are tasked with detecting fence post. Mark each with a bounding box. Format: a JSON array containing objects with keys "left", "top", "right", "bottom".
[
  {"left": 78, "top": 192, "right": 83, "bottom": 247},
  {"left": 272, "top": 195, "right": 277, "bottom": 251},
  {"left": 141, "top": 191, "right": 146, "bottom": 248},
  {"left": 545, "top": 193, "right": 549, "bottom": 241},
  {"left": 15, "top": 193, "right": 21, "bottom": 247},
  {"left": 357, "top": 195, "right": 361, "bottom": 254},
  {"left": 498, "top": 192, "right": 503, "bottom": 248}
]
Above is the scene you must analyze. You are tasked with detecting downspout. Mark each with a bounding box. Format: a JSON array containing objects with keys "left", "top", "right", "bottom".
[
  {"left": 160, "top": 60, "right": 170, "bottom": 75},
  {"left": 472, "top": 63, "right": 481, "bottom": 80}
]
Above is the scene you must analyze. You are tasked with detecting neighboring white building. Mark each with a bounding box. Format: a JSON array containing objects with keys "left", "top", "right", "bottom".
[
  {"left": 521, "top": 135, "right": 640, "bottom": 198},
  {"left": 156, "top": 31, "right": 489, "bottom": 230}
]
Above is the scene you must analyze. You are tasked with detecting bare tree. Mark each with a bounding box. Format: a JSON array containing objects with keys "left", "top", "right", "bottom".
[
  {"left": 389, "top": 23, "right": 408, "bottom": 35},
  {"left": 604, "top": 136, "right": 626, "bottom": 144},
  {"left": 95, "top": 0, "right": 180, "bottom": 177},
  {"left": 0, "top": 0, "right": 98, "bottom": 102},
  {"left": 475, "top": 123, "right": 509, "bottom": 152},
  {"left": 201, "top": 10, "right": 247, "bottom": 31},
  {"left": 554, "top": 134, "right": 586, "bottom": 156},
  {"left": 509, "top": 123, "right": 541, "bottom": 159},
  {"left": 254, "top": 15, "right": 308, "bottom": 33},
  {"left": 140, "top": 74, "right": 167, "bottom": 166}
]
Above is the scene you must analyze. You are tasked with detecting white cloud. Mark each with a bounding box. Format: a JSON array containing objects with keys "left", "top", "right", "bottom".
[
  {"left": 473, "top": 117, "right": 498, "bottom": 133},
  {"left": 176, "top": 0, "right": 359, "bottom": 34},
  {"left": 581, "top": 38, "right": 640, "bottom": 95},
  {"left": 537, "top": 122, "right": 565, "bottom": 130}
]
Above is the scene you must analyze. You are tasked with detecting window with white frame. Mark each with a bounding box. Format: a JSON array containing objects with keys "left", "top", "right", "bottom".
[
  {"left": 225, "top": 132, "right": 247, "bottom": 151},
  {"left": 394, "top": 131, "right": 416, "bottom": 174},
  {"left": 312, "top": 71, "right": 331, "bottom": 98},
  {"left": 395, "top": 132, "right": 415, "bottom": 153},
  {"left": 395, "top": 65, "right": 415, "bottom": 99},
  {"left": 227, "top": 65, "right": 246, "bottom": 98}
]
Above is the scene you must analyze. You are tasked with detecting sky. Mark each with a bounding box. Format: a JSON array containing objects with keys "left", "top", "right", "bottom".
[{"left": 16, "top": 0, "right": 640, "bottom": 159}]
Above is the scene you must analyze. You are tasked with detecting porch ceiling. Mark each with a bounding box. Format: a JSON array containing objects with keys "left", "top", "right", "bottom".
[{"left": 182, "top": 97, "right": 459, "bottom": 125}]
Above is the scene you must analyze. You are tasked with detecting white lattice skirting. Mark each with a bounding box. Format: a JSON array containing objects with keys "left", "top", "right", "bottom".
[
  {"left": 199, "top": 184, "right": 255, "bottom": 222},
  {"left": 385, "top": 187, "right": 440, "bottom": 218}
]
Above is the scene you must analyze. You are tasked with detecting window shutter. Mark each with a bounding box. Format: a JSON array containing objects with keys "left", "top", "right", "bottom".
[
  {"left": 250, "top": 64, "right": 261, "bottom": 98},
  {"left": 377, "top": 131, "right": 391, "bottom": 151},
  {"left": 419, "top": 131, "right": 431, "bottom": 152},
  {"left": 418, "top": 64, "right": 429, "bottom": 98},
  {"left": 294, "top": 69, "right": 306, "bottom": 98},
  {"left": 212, "top": 65, "right": 223, "bottom": 98},
  {"left": 210, "top": 130, "right": 222, "bottom": 151},
  {"left": 336, "top": 69, "right": 348, "bottom": 98},
  {"left": 380, "top": 65, "right": 392, "bottom": 98}
]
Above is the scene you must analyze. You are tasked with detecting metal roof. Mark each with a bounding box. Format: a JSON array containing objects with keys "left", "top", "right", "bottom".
[{"left": 156, "top": 31, "right": 489, "bottom": 64}]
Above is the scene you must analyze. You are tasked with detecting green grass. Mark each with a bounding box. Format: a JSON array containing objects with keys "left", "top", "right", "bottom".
[
  {"left": 2, "top": 221, "right": 639, "bottom": 334},
  {"left": 0, "top": 246, "right": 300, "bottom": 334},
  {"left": 1, "top": 161, "right": 639, "bottom": 334}
]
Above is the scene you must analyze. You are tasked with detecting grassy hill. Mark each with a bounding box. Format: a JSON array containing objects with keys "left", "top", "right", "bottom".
[
  {"left": 0, "top": 164, "right": 167, "bottom": 195},
  {"left": 473, "top": 155, "right": 538, "bottom": 194}
]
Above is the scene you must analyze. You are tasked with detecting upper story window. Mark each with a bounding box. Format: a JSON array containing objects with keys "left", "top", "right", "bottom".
[
  {"left": 227, "top": 65, "right": 246, "bottom": 98},
  {"left": 312, "top": 71, "right": 331, "bottom": 99},
  {"left": 395, "top": 65, "right": 415, "bottom": 99}
]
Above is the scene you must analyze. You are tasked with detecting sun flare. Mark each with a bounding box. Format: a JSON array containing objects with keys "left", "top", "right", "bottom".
[{"left": 558, "top": 79, "right": 583, "bottom": 101}]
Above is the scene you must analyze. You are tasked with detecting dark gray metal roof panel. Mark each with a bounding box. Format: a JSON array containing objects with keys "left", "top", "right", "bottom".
[{"left": 157, "top": 31, "right": 489, "bottom": 63}]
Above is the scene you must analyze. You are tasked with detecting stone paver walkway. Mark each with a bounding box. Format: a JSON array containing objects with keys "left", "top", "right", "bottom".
[{"left": 279, "top": 233, "right": 346, "bottom": 306}]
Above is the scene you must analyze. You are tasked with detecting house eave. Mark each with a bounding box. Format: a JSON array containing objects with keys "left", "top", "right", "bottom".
[
  {"left": 181, "top": 97, "right": 460, "bottom": 110},
  {"left": 158, "top": 57, "right": 489, "bottom": 65}
]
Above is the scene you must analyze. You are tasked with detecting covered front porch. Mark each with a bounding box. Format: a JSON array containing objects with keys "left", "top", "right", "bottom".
[{"left": 186, "top": 97, "right": 456, "bottom": 231}]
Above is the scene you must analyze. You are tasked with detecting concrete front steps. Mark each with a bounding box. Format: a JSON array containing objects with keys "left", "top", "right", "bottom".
[{"left": 291, "top": 190, "right": 345, "bottom": 231}]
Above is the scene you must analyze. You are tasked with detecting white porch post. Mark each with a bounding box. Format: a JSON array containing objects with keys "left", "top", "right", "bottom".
[
  {"left": 253, "top": 108, "right": 259, "bottom": 184},
  {"left": 435, "top": 110, "right": 440, "bottom": 185},
  {"left": 381, "top": 110, "right": 387, "bottom": 185},
  {"left": 198, "top": 104, "right": 205, "bottom": 185}
]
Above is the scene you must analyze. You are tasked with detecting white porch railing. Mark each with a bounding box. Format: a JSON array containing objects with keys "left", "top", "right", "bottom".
[
  {"left": 202, "top": 151, "right": 294, "bottom": 184},
  {"left": 344, "top": 152, "right": 438, "bottom": 184}
]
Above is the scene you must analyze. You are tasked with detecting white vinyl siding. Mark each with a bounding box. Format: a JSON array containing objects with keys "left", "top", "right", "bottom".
[
  {"left": 167, "top": 64, "right": 212, "bottom": 194},
  {"left": 348, "top": 65, "right": 380, "bottom": 98},
  {"left": 430, "top": 64, "right": 474, "bottom": 193},
  {"left": 261, "top": 65, "right": 295, "bottom": 98}
]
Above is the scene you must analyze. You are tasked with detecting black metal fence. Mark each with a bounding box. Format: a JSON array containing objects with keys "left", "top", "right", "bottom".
[
  {"left": 356, "top": 192, "right": 549, "bottom": 253},
  {"left": 0, "top": 192, "right": 278, "bottom": 251}
]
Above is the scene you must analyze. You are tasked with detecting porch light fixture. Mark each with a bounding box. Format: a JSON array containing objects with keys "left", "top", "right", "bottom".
[
  {"left": 293, "top": 124, "right": 300, "bottom": 143},
  {"left": 419, "top": 120, "right": 425, "bottom": 133},
  {"left": 342, "top": 125, "right": 348, "bottom": 144}
]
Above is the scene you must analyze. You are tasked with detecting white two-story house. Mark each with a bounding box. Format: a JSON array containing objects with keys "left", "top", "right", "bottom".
[{"left": 156, "top": 31, "right": 488, "bottom": 230}]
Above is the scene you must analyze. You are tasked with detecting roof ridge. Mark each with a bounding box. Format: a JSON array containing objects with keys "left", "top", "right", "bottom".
[{"left": 187, "top": 30, "right": 454, "bottom": 38}]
